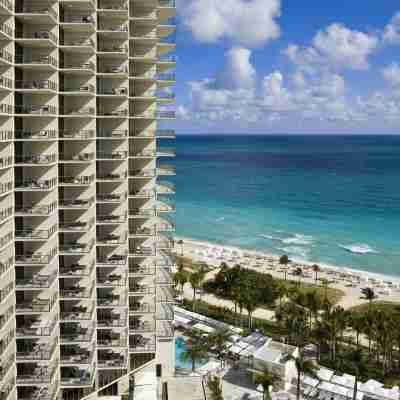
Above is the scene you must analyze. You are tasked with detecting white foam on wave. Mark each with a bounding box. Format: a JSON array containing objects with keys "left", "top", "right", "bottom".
[
  {"left": 281, "top": 234, "right": 314, "bottom": 246},
  {"left": 339, "top": 243, "right": 380, "bottom": 255},
  {"left": 277, "top": 246, "right": 309, "bottom": 260},
  {"left": 260, "top": 232, "right": 314, "bottom": 246},
  {"left": 215, "top": 217, "right": 225, "bottom": 222}
]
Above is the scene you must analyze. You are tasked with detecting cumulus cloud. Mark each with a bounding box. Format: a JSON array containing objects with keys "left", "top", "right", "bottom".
[
  {"left": 382, "top": 63, "right": 400, "bottom": 86},
  {"left": 216, "top": 47, "right": 256, "bottom": 89},
  {"left": 284, "top": 23, "right": 378, "bottom": 71},
  {"left": 177, "top": 0, "right": 281, "bottom": 47},
  {"left": 383, "top": 12, "right": 400, "bottom": 44}
]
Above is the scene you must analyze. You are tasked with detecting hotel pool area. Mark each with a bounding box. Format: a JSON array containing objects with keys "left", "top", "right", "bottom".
[{"left": 175, "top": 336, "right": 208, "bottom": 370}]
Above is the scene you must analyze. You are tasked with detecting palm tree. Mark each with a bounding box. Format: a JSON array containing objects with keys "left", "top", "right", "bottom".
[
  {"left": 177, "top": 239, "right": 184, "bottom": 256},
  {"left": 349, "top": 349, "right": 367, "bottom": 400},
  {"left": 276, "top": 281, "right": 289, "bottom": 308},
  {"left": 361, "top": 287, "right": 377, "bottom": 311},
  {"left": 312, "top": 264, "right": 321, "bottom": 284},
  {"left": 208, "top": 329, "right": 231, "bottom": 368},
  {"left": 174, "top": 270, "right": 188, "bottom": 294},
  {"left": 207, "top": 376, "right": 223, "bottom": 400},
  {"left": 180, "top": 342, "right": 208, "bottom": 372},
  {"left": 284, "top": 351, "right": 318, "bottom": 400},
  {"left": 279, "top": 254, "right": 289, "bottom": 265},
  {"left": 320, "top": 278, "right": 330, "bottom": 302},
  {"left": 189, "top": 271, "right": 203, "bottom": 311},
  {"left": 254, "top": 368, "right": 281, "bottom": 400}
]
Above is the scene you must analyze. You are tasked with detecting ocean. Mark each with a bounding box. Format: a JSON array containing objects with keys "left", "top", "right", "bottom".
[{"left": 166, "top": 134, "right": 400, "bottom": 277}]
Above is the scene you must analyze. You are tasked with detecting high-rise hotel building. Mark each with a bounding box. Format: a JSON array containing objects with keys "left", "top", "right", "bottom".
[{"left": 0, "top": 0, "right": 176, "bottom": 399}]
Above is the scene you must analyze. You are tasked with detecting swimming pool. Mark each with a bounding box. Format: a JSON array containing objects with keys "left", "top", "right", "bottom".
[{"left": 175, "top": 336, "right": 208, "bottom": 370}]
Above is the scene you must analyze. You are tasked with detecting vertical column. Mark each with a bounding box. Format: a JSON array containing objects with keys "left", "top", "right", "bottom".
[
  {"left": 95, "top": 0, "right": 129, "bottom": 390},
  {"left": 0, "top": 1, "right": 16, "bottom": 400},
  {"left": 127, "top": 0, "right": 176, "bottom": 375},
  {"left": 153, "top": 0, "right": 176, "bottom": 377},
  {"left": 58, "top": 0, "right": 97, "bottom": 398},
  {"left": 13, "top": 1, "right": 60, "bottom": 400}
]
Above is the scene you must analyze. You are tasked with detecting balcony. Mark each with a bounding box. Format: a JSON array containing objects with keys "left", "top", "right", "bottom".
[
  {"left": 97, "top": 214, "right": 127, "bottom": 224},
  {"left": 59, "top": 261, "right": 95, "bottom": 277},
  {"left": 16, "top": 363, "right": 58, "bottom": 385},
  {"left": 16, "top": 319, "right": 57, "bottom": 338},
  {"left": 15, "top": 226, "right": 57, "bottom": 241},
  {"left": 59, "top": 175, "right": 95, "bottom": 186},
  {"left": 97, "top": 172, "right": 127, "bottom": 182},
  {"left": 60, "top": 326, "right": 95, "bottom": 343},
  {"left": 59, "top": 219, "right": 94, "bottom": 232},
  {"left": 97, "top": 254, "right": 127, "bottom": 266},
  {"left": 61, "top": 367, "right": 94, "bottom": 387},
  {"left": 98, "top": 350, "right": 127, "bottom": 368},
  {"left": 15, "top": 80, "right": 57, "bottom": 92},
  {"left": 0, "top": 130, "right": 12, "bottom": 141},
  {"left": 128, "top": 189, "right": 155, "bottom": 199},
  {"left": 0, "top": 103, "right": 13, "bottom": 114},
  {"left": 60, "top": 285, "right": 94, "bottom": 300},
  {"left": 98, "top": 65, "right": 127, "bottom": 75},
  {"left": 129, "top": 336, "right": 155, "bottom": 353},
  {"left": 98, "top": 0, "right": 127, "bottom": 11},
  {"left": 97, "top": 129, "right": 128, "bottom": 138},
  {"left": 16, "top": 4, "right": 58, "bottom": 22},
  {"left": 97, "top": 108, "right": 128, "bottom": 117},
  {"left": 60, "top": 130, "right": 95, "bottom": 139},
  {"left": 0, "top": 0, "right": 12, "bottom": 14},
  {"left": 16, "top": 296, "right": 58, "bottom": 314},
  {"left": 97, "top": 335, "right": 127, "bottom": 348},
  {"left": 61, "top": 107, "right": 95, "bottom": 116},
  {"left": 129, "top": 284, "right": 154, "bottom": 296},
  {"left": 97, "top": 193, "right": 127, "bottom": 203},
  {"left": 60, "top": 306, "right": 94, "bottom": 322},
  {"left": 0, "top": 206, "right": 12, "bottom": 223},
  {"left": 129, "top": 264, "right": 155, "bottom": 276},
  {"left": 129, "top": 302, "right": 155, "bottom": 314},
  {"left": 97, "top": 234, "right": 127, "bottom": 246},
  {"left": 131, "top": 149, "right": 156, "bottom": 158},
  {"left": 97, "top": 87, "right": 127, "bottom": 96},
  {"left": 15, "top": 249, "right": 57, "bottom": 265},
  {"left": 15, "top": 202, "right": 57, "bottom": 216},
  {"left": 0, "top": 75, "right": 12, "bottom": 90},
  {"left": 59, "top": 240, "right": 95, "bottom": 254},
  {"left": 59, "top": 197, "right": 95, "bottom": 209},
  {"left": 130, "top": 169, "right": 156, "bottom": 179},
  {"left": 14, "top": 105, "right": 57, "bottom": 116},
  {"left": 97, "top": 273, "right": 127, "bottom": 287},
  {"left": 129, "top": 226, "right": 154, "bottom": 237},
  {"left": 59, "top": 152, "right": 95, "bottom": 163},
  {"left": 97, "top": 151, "right": 128, "bottom": 160},
  {"left": 61, "top": 346, "right": 94, "bottom": 365},
  {"left": 15, "top": 31, "right": 58, "bottom": 45},
  {"left": 60, "top": 84, "right": 95, "bottom": 95},
  {"left": 97, "top": 293, "right": 127, "bottom": 307},
  {"left": 15, "top": 55, "right": 58, "bottom": 68},
  {"left": 61, "top": 15, "right": 95, "bottom": 24},
  {"left": 97, "top": 312, "right": 127, "bottom": 328},
  {"left": 0, "top": 155, "right": 12, "bottom": 169},
  {"left": 129, "top": 246, "right": 155, "bottom": 257},
  {"left": 129, "top": 320, "right": 154, "bottom": 334},
  {"left": 15, "top": 130, "right": 58, "bottom": 140},
  {"left": 16, "top": 271, "right": 57, "bottom": 290},
  {"left": 98, "top": 45, "right": 128, "bottom": 54},
  {"left": 15, "top": 178, "right": 57, "bottom": 191},
  {"left": 15, "top": 153, "right": 57, "bottom": 165},
  {"left": 0, "top": 48, "right": 12, "bottom": 65},
  {"left": 60, "top": 61, "right": 95, "bottom": 72},
  {"left": 157, "top": 181, "right": 175, "bottom": 194},
  {"left": 130, "top": 208, "right": 156, "bottom": 218},
  {"left": 16, "top": 339, "right": 58, "bottom": 361},
  {"left": 60, "top": 38, "right": 94, "bottom": 48}
]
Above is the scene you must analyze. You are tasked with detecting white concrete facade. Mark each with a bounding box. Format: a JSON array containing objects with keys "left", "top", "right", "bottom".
[{"left": 0, "top": 0, "right": 176, "bottom": 399}]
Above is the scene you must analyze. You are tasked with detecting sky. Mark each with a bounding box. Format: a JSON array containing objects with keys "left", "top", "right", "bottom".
[{"left": 171, "top": 0, "right": 400, "bottom": 134}]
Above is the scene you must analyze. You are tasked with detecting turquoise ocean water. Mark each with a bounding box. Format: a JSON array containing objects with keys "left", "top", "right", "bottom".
[{"left": 167, "top": 135, "right": 400, "bottom": 277}]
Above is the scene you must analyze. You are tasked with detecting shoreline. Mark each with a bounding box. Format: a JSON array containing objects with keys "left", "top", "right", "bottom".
[{"left": 174, "top": 235, "right": 400, "bottom": 310}]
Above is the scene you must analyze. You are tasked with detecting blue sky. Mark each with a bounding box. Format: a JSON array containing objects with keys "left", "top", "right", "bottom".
[{"left": 171, "top": 0, "right": 400, "bottom": 134}]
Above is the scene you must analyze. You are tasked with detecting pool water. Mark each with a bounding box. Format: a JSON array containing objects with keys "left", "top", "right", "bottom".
[{"left": 175, "top": 336, "right": 208, "bottom": 370}]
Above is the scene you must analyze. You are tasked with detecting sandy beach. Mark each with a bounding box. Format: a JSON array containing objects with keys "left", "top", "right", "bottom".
[{"left": 173, "top": 236, "right": 400, "bottom": 310}]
